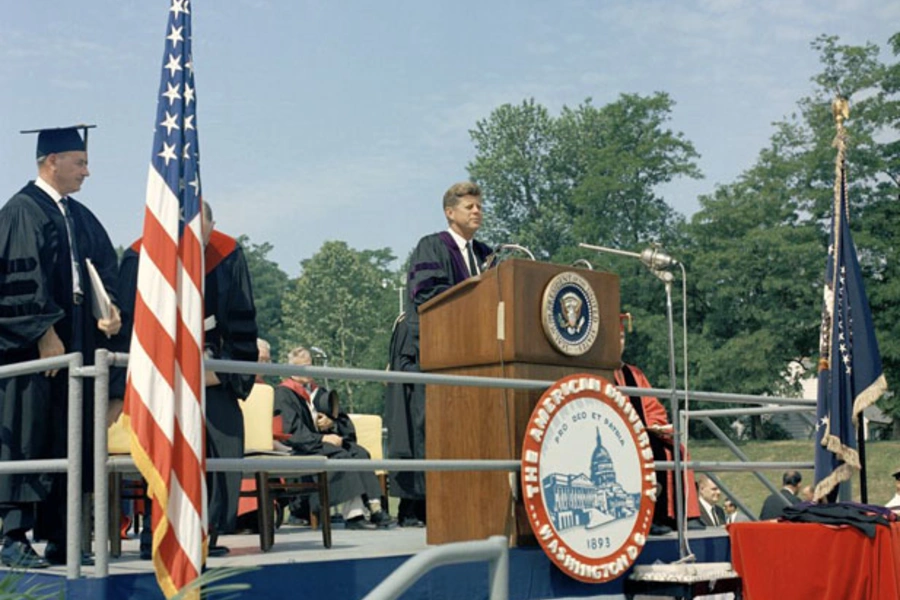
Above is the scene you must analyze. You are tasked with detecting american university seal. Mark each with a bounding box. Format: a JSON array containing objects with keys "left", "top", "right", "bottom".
[
  {"left": 541, "top": 272, "right": 600, "bottom": 356},
  {"left": 521, "top": 374, "right": 655, "bottom": 583}
]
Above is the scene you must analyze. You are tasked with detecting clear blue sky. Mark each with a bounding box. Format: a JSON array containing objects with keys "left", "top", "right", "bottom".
[{"left": 2, "top": 1, "right": 896, "bottom": 275}]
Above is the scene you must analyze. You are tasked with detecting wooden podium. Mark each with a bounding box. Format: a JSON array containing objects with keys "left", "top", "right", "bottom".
[{"left": 420, "top": 258, "right": 620, "bottom": 545}]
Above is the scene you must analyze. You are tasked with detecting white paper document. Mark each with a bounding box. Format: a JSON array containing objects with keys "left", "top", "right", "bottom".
[{"left": 85, "top": 258, "right": 112, "bottom": 320}]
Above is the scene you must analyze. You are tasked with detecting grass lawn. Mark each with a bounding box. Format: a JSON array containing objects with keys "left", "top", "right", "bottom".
[{"left": 688, "top": 439, "right": 899, "bottom": 517}]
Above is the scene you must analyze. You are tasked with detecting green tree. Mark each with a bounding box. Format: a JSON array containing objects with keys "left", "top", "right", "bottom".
[
  {"left": 468, "top": 95, "right": 700, "bottom": 267},
  {"left": 468, "top": 94, "right": 701, "bottom": 378},
  {"left": 238, "top": 235, "right": 289, "bottom": 361},
  {"left": 467, "top": 99, "right": 567, "bottom": 259},
  {"left": 683, "top": 33, "right": 899, "bottom": 437},
  {"left": 280, "top": 241, "right": 397, "bottom": 413}
]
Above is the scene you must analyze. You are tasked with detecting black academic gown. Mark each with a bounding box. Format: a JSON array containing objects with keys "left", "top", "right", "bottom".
[
  {"left": 384, "top": 232, "right": 491, "bottom": 500},
  {"left": 759, "top": 488, "right": 801, "bottom": 520},
  {"left": 0, "top": 182, "right": 118, "bottom": 534},
  {"left": 112, "top": 230, "right": 258, "bottom": 534},
  {"left": 275, "top": 382, "right": 382, "bottom": 510}
]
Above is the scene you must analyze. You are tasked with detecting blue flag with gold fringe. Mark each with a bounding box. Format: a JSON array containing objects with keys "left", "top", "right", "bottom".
[{"left": 813, "top": 98, "right": 887, "bottom": 500}]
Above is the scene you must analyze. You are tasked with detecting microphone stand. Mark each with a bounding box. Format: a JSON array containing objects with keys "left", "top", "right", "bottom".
[
  {"left": 652, "top": 267, "right": 689, "bottom": 561},
  {"left": 579, "top": 242, "right": 689, "bottom": 562}
]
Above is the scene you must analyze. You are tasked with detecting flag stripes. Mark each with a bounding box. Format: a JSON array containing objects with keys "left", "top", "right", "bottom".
[{"left": 124, "top": 0, "right": 207, "bottom": 597}]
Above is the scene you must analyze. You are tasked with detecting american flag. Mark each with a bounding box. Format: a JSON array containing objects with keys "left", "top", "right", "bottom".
[
  {"left": 813, "top": 108, "right": 887, "bottom": 501},
  {"left": 123, "top": 0, "right": 207, "bottom": 596}
]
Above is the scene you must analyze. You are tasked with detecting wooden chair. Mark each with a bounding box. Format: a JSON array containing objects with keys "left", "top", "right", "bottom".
[{"left": 239, "top": 383, "right": 332, "bottom": 550}]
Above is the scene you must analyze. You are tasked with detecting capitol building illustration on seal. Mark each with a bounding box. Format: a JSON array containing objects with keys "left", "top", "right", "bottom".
[{"left": 542, "top": 427, "right": 642, "bottom": 531}]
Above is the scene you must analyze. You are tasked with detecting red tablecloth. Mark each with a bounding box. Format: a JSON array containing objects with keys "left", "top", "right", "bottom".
[{"left": 729, "top": 521, "right": 900, "bottom": 600}]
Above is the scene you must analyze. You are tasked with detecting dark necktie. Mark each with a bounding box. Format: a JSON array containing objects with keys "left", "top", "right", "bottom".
[
  {"left": 466, "top": 241, "right": 478, "bottom": 277},
  {"left": 60, "top": 197, "right": 83, "bottom": 298}
]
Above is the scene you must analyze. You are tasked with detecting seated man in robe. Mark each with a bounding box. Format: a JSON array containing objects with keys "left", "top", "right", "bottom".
[
  {"left": 275, "top": 346, "right": 394, "bottom": 530},
  {"left": 613, "top": 313, "right": 703, "bottom": 534}
]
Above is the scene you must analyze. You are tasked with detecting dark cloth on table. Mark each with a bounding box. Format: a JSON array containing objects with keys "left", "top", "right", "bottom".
[
  {"left": 110, "top": 230, "right": 258, "bottom": 534},
  {"left": 781, "top": 502, "right": 895, "bottom": 538},
  {"left": 759, "top": 488, "right": 801, "bottom": 521},
  {"left": 0, "top": 182, "right": 118, "bottom": 538},
  {"left": 385, "top": 232, "right": 490, "bottom": 501},
  {"left": 275, "top": 382, "right": 381, "bottom": 510}
]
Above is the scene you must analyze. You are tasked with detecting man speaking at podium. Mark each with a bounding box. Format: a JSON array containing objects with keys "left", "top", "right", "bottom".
[{"left": 385, "top": 181, "right": 492, "bottom": 527}]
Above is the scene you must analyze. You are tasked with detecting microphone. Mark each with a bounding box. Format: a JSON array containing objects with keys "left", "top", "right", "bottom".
[
  {"left": 639, "top": 246, "right": 679, "bottom": 270},
  {"left": 571, "top": 258, "right": 594, "bottom": 270},
  {"left": 483, "top": 243, "right": 536, "bottom": 270},
  {"left": 577, "top": 243, "right": 680, "bottom": 271}
]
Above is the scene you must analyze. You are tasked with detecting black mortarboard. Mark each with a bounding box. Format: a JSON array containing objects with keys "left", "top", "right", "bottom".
[
  {"left": 20, "top": 124, "right": 96, "bottom": 159},
  {"left": 892, "top": 467, "right": 900, "bottom": 480},
  {"left": 313, "top": 388, "right": 340, "bottom": 419}
]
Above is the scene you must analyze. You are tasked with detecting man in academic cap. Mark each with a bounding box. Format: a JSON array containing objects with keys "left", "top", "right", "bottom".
[
  {"left": 384, "top": 181, "right": 491, "bottom": 527},
  {"left": 110, "top": 200, "right": 258, "bottom": 558},
  {"left": 613, "top": 313, "right": 703, "bottom": 534},
  {"left": 0, "top": 126, "right": 121, "bottom": 567}
]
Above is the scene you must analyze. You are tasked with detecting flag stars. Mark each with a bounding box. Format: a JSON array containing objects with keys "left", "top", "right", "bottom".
[
  {"left": 188, "top": 175, "right": 200, "bottom": 196},
  {"left": 182, "top": 142, "right": 192, "bottom": 160},
  {"left": 167, "top": 24, "right": 184, "bottom": 48},
  {"left": 162, "top": 82, "right": 181, "bottom": 106},
  {"left": 164, "top": 53, "right": 183, "bottom": 78},
  {"left": 184, "top": 115, "right": 195, "bottom": 131},
  {"left": 184, "top": 83, "right": 195, "bottom": 106},
  {"left": 170, "top": 0, "right": 188, "bottom": 17},
  {"left": 158, "top": 142, "right": 177, "bottom": 166},
  {"left": 160, "top": 112, "right": 179, "bottom": 135}
]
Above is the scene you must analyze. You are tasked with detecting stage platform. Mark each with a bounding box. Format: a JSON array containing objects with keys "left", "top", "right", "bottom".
[{"left": 3, "top": 523, "right": 732, "bottom": 599}]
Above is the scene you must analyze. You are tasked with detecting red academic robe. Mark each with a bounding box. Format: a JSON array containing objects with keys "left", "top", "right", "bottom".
[{"left": 614, "top": 364, "right": 701, "bottom": 521}]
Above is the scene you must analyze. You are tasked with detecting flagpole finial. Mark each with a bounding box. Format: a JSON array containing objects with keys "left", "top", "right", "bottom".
[{"left": 832, "top": 96, "right": 850, "bottom": 128}]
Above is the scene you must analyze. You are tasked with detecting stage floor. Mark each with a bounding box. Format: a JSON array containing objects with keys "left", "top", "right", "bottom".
[{"left": 7, "top": 522, "right": 733, "bottom": 600}]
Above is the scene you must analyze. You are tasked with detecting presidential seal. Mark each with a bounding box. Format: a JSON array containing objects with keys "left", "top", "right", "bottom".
[
  {"left": 541, "top": 272, "right": 599, "bottom": 356},
  {"left": 521, "top": 374, "right": 656, "bottom": 584}
]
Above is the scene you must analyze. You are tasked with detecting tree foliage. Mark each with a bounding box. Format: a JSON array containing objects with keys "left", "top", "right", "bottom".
[
  {"left": 279, "top": 241, "right": 398, "bottom": 413},
  {"left": 468, "top": 93, "right": 701, "bottom": 381},
  {"left": 238, "top": 235, "right": 289, "bottom": 360},
  {"left": 683, "top": 33, "right": 900, "bottom": 435}
]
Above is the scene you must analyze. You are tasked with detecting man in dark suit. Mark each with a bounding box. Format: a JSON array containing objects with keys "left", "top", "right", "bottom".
[
  {"left": 759, "top": 471, "right": 803, "bottom": 520},
  {"left": 697, "top": 475, "right": 727, "bottom": 527}
]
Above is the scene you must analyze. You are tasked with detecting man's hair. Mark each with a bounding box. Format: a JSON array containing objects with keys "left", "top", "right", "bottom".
[
  {"left": 442, "top": 181, "right": 482, "bottom": 211},
  {"left": 697, "top": 474, "right": 714, "bottom": 490},
  {"left": 257, "top": 338, "right": 271, "bottom": 353},
  {"left": 783, "top": 471, "right": 802, "bottom": 486},
  {"left": 287, "top": 346, "right": 310, "bottom": 362}
]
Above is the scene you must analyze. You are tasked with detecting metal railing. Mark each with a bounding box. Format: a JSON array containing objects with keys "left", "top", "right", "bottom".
[
  {"left": 0, "top": 353, "right": 84, "bottom": 580},
  {"left": 361, "top": 536, "right": 509, "bottom": 600},
  {"left": 0, "top": 349, "right": 818, "bottom": 586}
]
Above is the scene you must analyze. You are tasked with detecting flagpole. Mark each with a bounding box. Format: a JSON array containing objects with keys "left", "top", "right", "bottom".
[
  {"left": 831, "top": 95, "right": 869, "bottom": 504},
  {"left": 857, "top": 419, "right": 867, "bottom": 503},
  {"left": 833, "top": 96, "right": 870, "bottom": 504}
]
